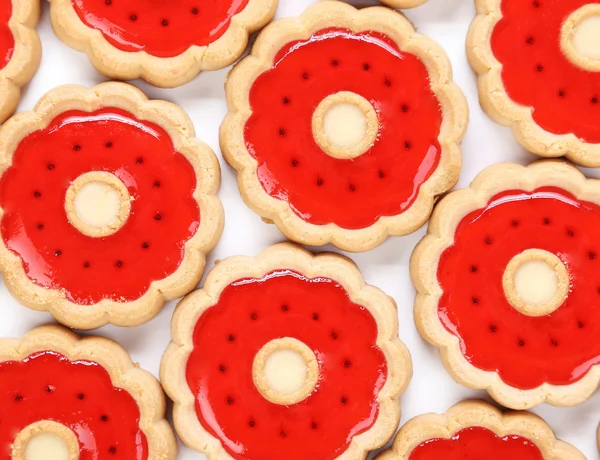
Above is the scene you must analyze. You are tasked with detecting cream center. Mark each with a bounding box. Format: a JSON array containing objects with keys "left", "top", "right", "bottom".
[
  {"left": 312, "top": 91, "right": 378, "bottom": 160},
  {"left": 74, "top": 181, "right": 121, "bottom": 229},
  {"left": 561, "top": 5, "right": 600, "bottom": 71},
  {"left": 26, "top": 433, "right": 69, "bottom": 460},
  {"left": 323, "top": 103, "right": 368, "bottom": 150},
  {"left": 252, "top": 337, "right": 319, "bottom": 405},
  {"left": 263, "top": 348, "right": 308, "bottom": 395},
  {"left": 573, "top": 14, "right": 600, "bottom": 59},
  {"left": 65, "top": 171, "right": 131, "bottom": 238},
  {"left": 513, "top": 260, "right": 558, "bottom": 307},
  {"left": 502, "top": 249, "right": 569, "bottom": 317},
  {"left": 12, "top": 421, "right": 79, "bottom": 460}
]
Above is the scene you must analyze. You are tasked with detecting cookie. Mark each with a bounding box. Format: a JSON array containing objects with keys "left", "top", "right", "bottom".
[
  {"left": 381, "top": 0, "right": 427, "bottom": 7},
  {"left": 48, "top": 0, "right": 278, "bottom": 88},
  {"left": 378, "top": 400, "right": 585, "bottom": 460},
  {"left": 0, "top": 0, "right": 41, "bottom": 123},
  {"left": 0, "top": 325, "right": 176, "bottom": 459},
  {"left": 161, "top": 242, "right": 412, "bottom": 460},
  {"left": 221, "top": 1, "right": 468, "bottom": 252},
  {"left": 468, "top": 0, "right": 600, "bottom": 166},
  {"left": 0, "top": 82, "right": 224, "bottom": 329},
  {"left": 412, "top": 160, "right": 600, "bottom": 409}
]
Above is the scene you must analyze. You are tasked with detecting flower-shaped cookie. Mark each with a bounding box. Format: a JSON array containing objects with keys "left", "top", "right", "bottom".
[
  {"left": 0, "top": 82, "right": 224, "bottom": 329},
  {"left": 221, "top": 1, "right": 468, "bottom": 252},
  {"left": 468, "top": 0, "right": 600, "bottom": 166},
  {"left": 161, "top": 243, "right": 412, "bottom": 460},
  {"left": 0, "top": 325, "right": 176, "bottom": 460},
  {"left": 48, "top": 0, "right": 278, "bottom": 88},
  {"left": 412, "top": 161, "right": 600, "bottom": 409},
  {"left": 378, "top": 400, "right": 585, "bottom": 460},
  {"left": 0, "top": 0, "right": 41, "bottom": 123}
]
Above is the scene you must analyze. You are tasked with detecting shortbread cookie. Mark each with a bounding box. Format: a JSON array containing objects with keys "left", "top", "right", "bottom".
[
  {"left": 412, "top": 161, "right": 600, "bottom": 409},
  {"left": 221, "top": 1, "right": 468, "bottom": 252},
  {"left": 0, "top": 82, "right": 224, "bottom": 329},
  {"left": 161, "top": 243, "right": 412, "bottom": 460},
  {"left": 378, "top": 400, "right": 585, "bottom": 460},
  {"left": 0, "top": 325, "right": 176, "bottom": 459},
  {"left": 48, "top": 0, "right": 278, "bottom": 88},
  {"left": 0, "top": 0, "right": 41, "bottom": 123},
  {"left": 468, "top": 0, "right": 600, "bottom": 166},
  {"left": 380, "top": 0, "right": 427, "bottom": 8}
]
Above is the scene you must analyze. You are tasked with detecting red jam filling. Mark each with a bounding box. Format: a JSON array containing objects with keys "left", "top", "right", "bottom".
[
  {"left": 71, "top": 0, "right": 248, "bottom": 58},
  {"left": 409, "top": 427, "right": 543, "bottom": 460},
  {"left": 0, "top": 351, "right": 148, "bottom": 459},
  {"left": 491, "top": 0, "right": 600, "bottom": 142},
  {"left": 438, "top": 188, "right": 600, "bottom": 390},
  {"left": 0, "top": 0, "right": 14, "bottom": 70},
  {"left": 0, "top": 108, "right": 200, "bottom": 304},
  {"left": 245, "top": 29, "right": 442, "bottom": 230},
  {"left": 186, "top": 270, "right": 388, "bottom": 460}
]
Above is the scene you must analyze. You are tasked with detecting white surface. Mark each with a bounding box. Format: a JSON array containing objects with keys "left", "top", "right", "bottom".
[{"left": 3, "top": 0, "right": 599, "bottom": 459}]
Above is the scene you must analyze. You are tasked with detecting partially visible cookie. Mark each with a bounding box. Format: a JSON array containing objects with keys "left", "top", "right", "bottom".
[
  {"left": 0, "top": 325, "right": 177, "bottom": 459},
  {"left": 412, "top": 160, "right": 600, "bottom": 409},
  {"left": 161, "top": 242, "right": 412, "bottom": 460},
  {"left": 48, "top": 0, "right": 278, "bottom": 88},
  {"left": 0, "top": 82, "right": 224, "bottom": 329},
  {"left": 0, "top": 0, "right": 41, "bottom": 123},
  {"left": 378, "top": 400, "right": 585, "bottom": 460},
  {"left": 468, "top": 0, "right": 600, "bottom": 166},
  {"left": 381, "top": 0, "right": 427, "bottom": 7},
  {"left": 221, "top": 1, "right": 468, "bottom": 252}
]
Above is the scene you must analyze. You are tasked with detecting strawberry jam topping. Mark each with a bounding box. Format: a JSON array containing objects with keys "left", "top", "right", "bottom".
[
  {"left": 0, "top": 0, "right": 14, "bottom": 70},
  {"left": 0, "top": 108, "right": 200, "bottom": 304},
  {"left": 438, "top": 188, "right": 600, "bottom": 390},
  {"left": 0, "top": 351, "right": 148, "bottom": 459},
  {"left": 491, "top": 0, "right": 600, "bottom": 142},
  {"left": 409, "top": 427, "right": 543, "bottom": 460},
  {"left": 186, "top": 270, "right": 388, "bottom": 460},
  {"left": 71, "top": 0, "right": 248, "bottom": 58},
  {"left": 245, "top": 29, "right": 442, "bottom": 230}
]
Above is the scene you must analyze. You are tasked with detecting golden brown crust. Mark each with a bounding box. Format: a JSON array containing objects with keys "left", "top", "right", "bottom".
[
  {"left": 161, "top": 242, "right": 413, "bottom": 459},
  {"left": 47, "top": 0, "right": 278, "bottom": 88},
  {"left": 220, "top": 1, "right": 468, "bottom": 252},
  {"left": 377, "top": 400, "right": 585, "bottom": 460},
  {"left": 467, "top": 0, "right": 600, "bottom": 167},
  {"left": 412, "top": 160, "right": 600, "bottom": 409},
  {"left": 0, "top": 325, "right": 177, "bottom": 459},
  {"left": 0, "top": 82, "right": 224, "bottom": 330},
  {"left": 0, "top": 0, "right": 41, "bottom": 123}
]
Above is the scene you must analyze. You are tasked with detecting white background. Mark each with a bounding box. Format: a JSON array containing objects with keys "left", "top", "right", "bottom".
[{"left": 3, "top": 0, "right": 599, "bottom": 458}]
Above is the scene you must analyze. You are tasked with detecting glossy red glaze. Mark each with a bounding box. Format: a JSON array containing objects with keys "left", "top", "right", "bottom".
[
  {"left": 0, "top": 351, "right": 148, "bottom": 459},
  {"left": 409, "top": 427, "right": 544, "bottom": 460},
  {"left": 186, "top": 270, "right": 388, "bottom": 460},
  {"left": 0, "top": 0, "right": 14, "bottom": 71},
  {"left": 71, "top": 0, "right": 248, "bottom": 58},
  {"left": 0, "top": 108, "right": 200, "bottom": 304},
  {"left": 245, "top": 29, "right": 442, "bottom": 230},
  {"left": 491, "top": 0, "right": 600, "bottom": 142},
  {"left": 438, "top": 188, "right": 600, "bottom": 389}
]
